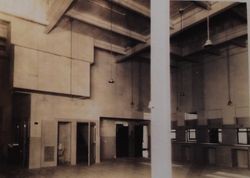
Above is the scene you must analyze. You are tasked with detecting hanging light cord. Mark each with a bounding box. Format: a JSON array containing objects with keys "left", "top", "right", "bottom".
[
  {"left": 131, "top": 59, "right": 134, "bottom": 106},
  {"left": 175, "top": 68, "right": 179, "bottom": 111},
  {"left": 125, "top": 10, "right": 134, "bottom": 106},
  {"left": 70, "top": 19, "right": 73, "bottom": 95},
  {"left": 207, "top": 14, "right": 210, "bottom": 40},
  {"left": 226, "top": 47, "right": 232, "bottom": 105},
  {"left": 177, "top": 8, "right": 184, "bottom": 111},
  {"left": 179, "top": 8, "right": 184, "bottom": 56},
  {"left": 108, "top": 0, "right": 114, "bottom": 84}
]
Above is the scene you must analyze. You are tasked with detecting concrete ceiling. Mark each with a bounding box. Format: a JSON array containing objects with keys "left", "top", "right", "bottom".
[
  {"left": 170, "top": 1, "right": 247, "bottom": 65},
  {"left": 45, "top": 1, "right": 247, "bottom": 63},
  {"left": 45, "top": 0, "right": 150, "bottom": 58}
]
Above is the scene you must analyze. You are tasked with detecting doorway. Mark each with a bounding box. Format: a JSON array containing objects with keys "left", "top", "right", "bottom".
[
  {"left": 116, "top": 124, "right": 129, "bottom": 158},
  {"left": 11, "top": 92, "right": 31, "bottom": 167},
  {"left": 134, "top": 124, "right": 150, "bottom": 158},
  {"left": 134, "top": 125, "right": 143, "bottom": 157},
  {"left": 77, "top": 123, "right": 89, "bottom": 165},
  {"left": 76, "top": 122, "right": 96, "bottom": 165},
  {"left": 57, "top": 122, "right": 71, "bottom": 165}
]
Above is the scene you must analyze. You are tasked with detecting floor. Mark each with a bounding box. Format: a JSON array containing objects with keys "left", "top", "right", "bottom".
[
  {"left": 172, "top": 163, "right": 250, "bottom": 178},
  {"left": 1, "top": 160, "right": 250, "bottom": 178},
  {"left": 0, "top": 159, "right": 151, "bottom": 178}
]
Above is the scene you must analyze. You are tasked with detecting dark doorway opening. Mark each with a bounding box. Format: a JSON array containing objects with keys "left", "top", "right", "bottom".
[
  {"left": 77, "top": 123, "right": 88, "bottom": 164},
  {"left": 11, "top": 92, "right": 31, "bottom": 167},
  {"left": 209, "top": 128, "right": 219, "bottom": 143},
  {"left": 116, "top": 124, "right": 129, "bottom": 158},
  {"left": 134, "top": 125, "right": 143, "bottom": 157}
]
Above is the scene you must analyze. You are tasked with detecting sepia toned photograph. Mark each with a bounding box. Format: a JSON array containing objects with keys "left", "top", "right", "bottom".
[
  {"left": 0, "top": 0, "right": 250, "bottom": 178},
  {"left": 0, "top": 0, "right": 151, "bottom": 177},
  {"left": 170, "top": 1, "right": 250, "bottom": 178}
]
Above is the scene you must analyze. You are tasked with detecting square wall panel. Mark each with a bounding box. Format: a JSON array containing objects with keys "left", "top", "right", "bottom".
[
  {"left": 71, "top": 60, "right": 90, "bottom": 97},
  {"left": 13, "top": 46, "right": 38, "bottom": 90},
  {"left": 38, "top": 52, "right": 71, "bottom": 94},
  {"left": 72, "top": 29, "right": 94, "bottom": 63}
]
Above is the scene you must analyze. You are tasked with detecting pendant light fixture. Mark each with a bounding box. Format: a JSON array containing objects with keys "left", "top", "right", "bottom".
[
  {"left": 203, "top": 7, "right": 213, "bottom": 48},
  {"left": 108, "top": 0, "right": 115, "bottom": 84}
]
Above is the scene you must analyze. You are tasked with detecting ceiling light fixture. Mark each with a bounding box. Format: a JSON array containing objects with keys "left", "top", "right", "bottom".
[{"left": 203, "top": 7, "right": 213, "bottom": 48}]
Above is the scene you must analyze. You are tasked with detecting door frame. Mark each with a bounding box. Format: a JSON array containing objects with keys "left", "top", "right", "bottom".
[
  {"left": 76, "top": 121, "right": 96, "bottom": 166},
  {"left": 57, "top": 121, "right": 72, "bottom": 165}
]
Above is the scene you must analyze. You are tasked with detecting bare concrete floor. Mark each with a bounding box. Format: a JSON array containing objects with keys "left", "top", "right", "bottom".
[
  {"left": 0, "top": 159, "right": 151, "bottom": 178},
  {"left": 1, "top": 160, "right": 250, "bottom": 178},
  {"left": 172, "top": 163, "right": 250, "bottom": 178}
]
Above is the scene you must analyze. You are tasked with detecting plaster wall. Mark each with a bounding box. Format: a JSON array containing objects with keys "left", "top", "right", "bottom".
[
  {"left": 0, "top": 12, "right": 94, "bottom": 97},
  {"left": 171, "top": 63, "right": 204, "bottom": 126},
  {"left": 171, "top": 46, "right": 249, "bottom": 126},
  {"left": 0, "top": 0, "right": 49, "bottom": 25},
  {"left": 0, "top": 22, "right": 11, "bottom": 161},
  {"left": 29, "top": 50, "right": 150, "bottom": 168},
  {"left": 204, "top": 47, "right": 249, "bottom": 124}
]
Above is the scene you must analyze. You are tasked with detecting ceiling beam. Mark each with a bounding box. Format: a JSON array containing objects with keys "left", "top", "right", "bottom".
[
  {"left": 116, "top": 23, "right": 247, "bottom": 61},
  {"left": 94, "top": 39, "right": 126, "bottom": 55},
  {"left": 116, "top": 39, "right": 150, "bottom": 63},
  {"left": 66, "top": 9, "right": 147, "bottom": 42},
  {"left": 181, "top": 24, "right": 247, "bottom": 56},
  {"left": 112, "top": 0, "right": 150, "bottom": 17},
  {"left": 193, "top": 1, "right": 211, "bottom": 10},
  {"left": 139, "top": 52, "right": 150, "bottom": 59},
  {"left": 171, "top": 2, "right": 239, "bottom": 36},
  {"left": 231, "top": 8, "right": 247, "bottom": 22},
  {"left": 231, "top": 39, "right": 247, "bottom": 48},
  {"left": 45, "top": 0, "right": 75, "bottom": 33}
]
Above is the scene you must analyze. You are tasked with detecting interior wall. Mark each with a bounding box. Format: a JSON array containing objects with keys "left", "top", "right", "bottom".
[
  {"left": 171, "top": 62, "right": 204, "bottom": 126},
  {"left": 171, "top": 46, "right": 249, "bottom": 126},
  {"left": 0, "top": 1, "right": 151, "bottom": 169},
  {"left": 100, "top": 119, "right": 150, "bottom": 160},
  {"left": 0, "top": 22, "right": 11, "bottom": 162},
  {"left": 100, "top": 120, "right": 116, "bottom": 160},
  {"left": 29, "top": 50, "right": 150, "bottom": 168},
  {"left": 204, "top": 46, "right": 249, "bottom": 124},
  {"left": 0, "top": 0, "right": 49, "bottom": 25}
]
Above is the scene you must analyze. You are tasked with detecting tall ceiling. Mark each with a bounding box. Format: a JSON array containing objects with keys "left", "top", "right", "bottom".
[
  {"left": 170, "top": 1, "right": 247, "bottom": 64},
  {"left": 46, "top": 0, "right": 150, "bottom": 62},
  {"left": 45, "top": 1, "right": 247, "bottom": 63}
]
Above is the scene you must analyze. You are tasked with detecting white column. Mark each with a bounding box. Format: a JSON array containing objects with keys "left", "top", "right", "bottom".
[
  {"left": 247, "top": 3, "right": 250, "bottom": 130},
  {"left": 151, "top": 0, "right": 171, "bottom": 178}
]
